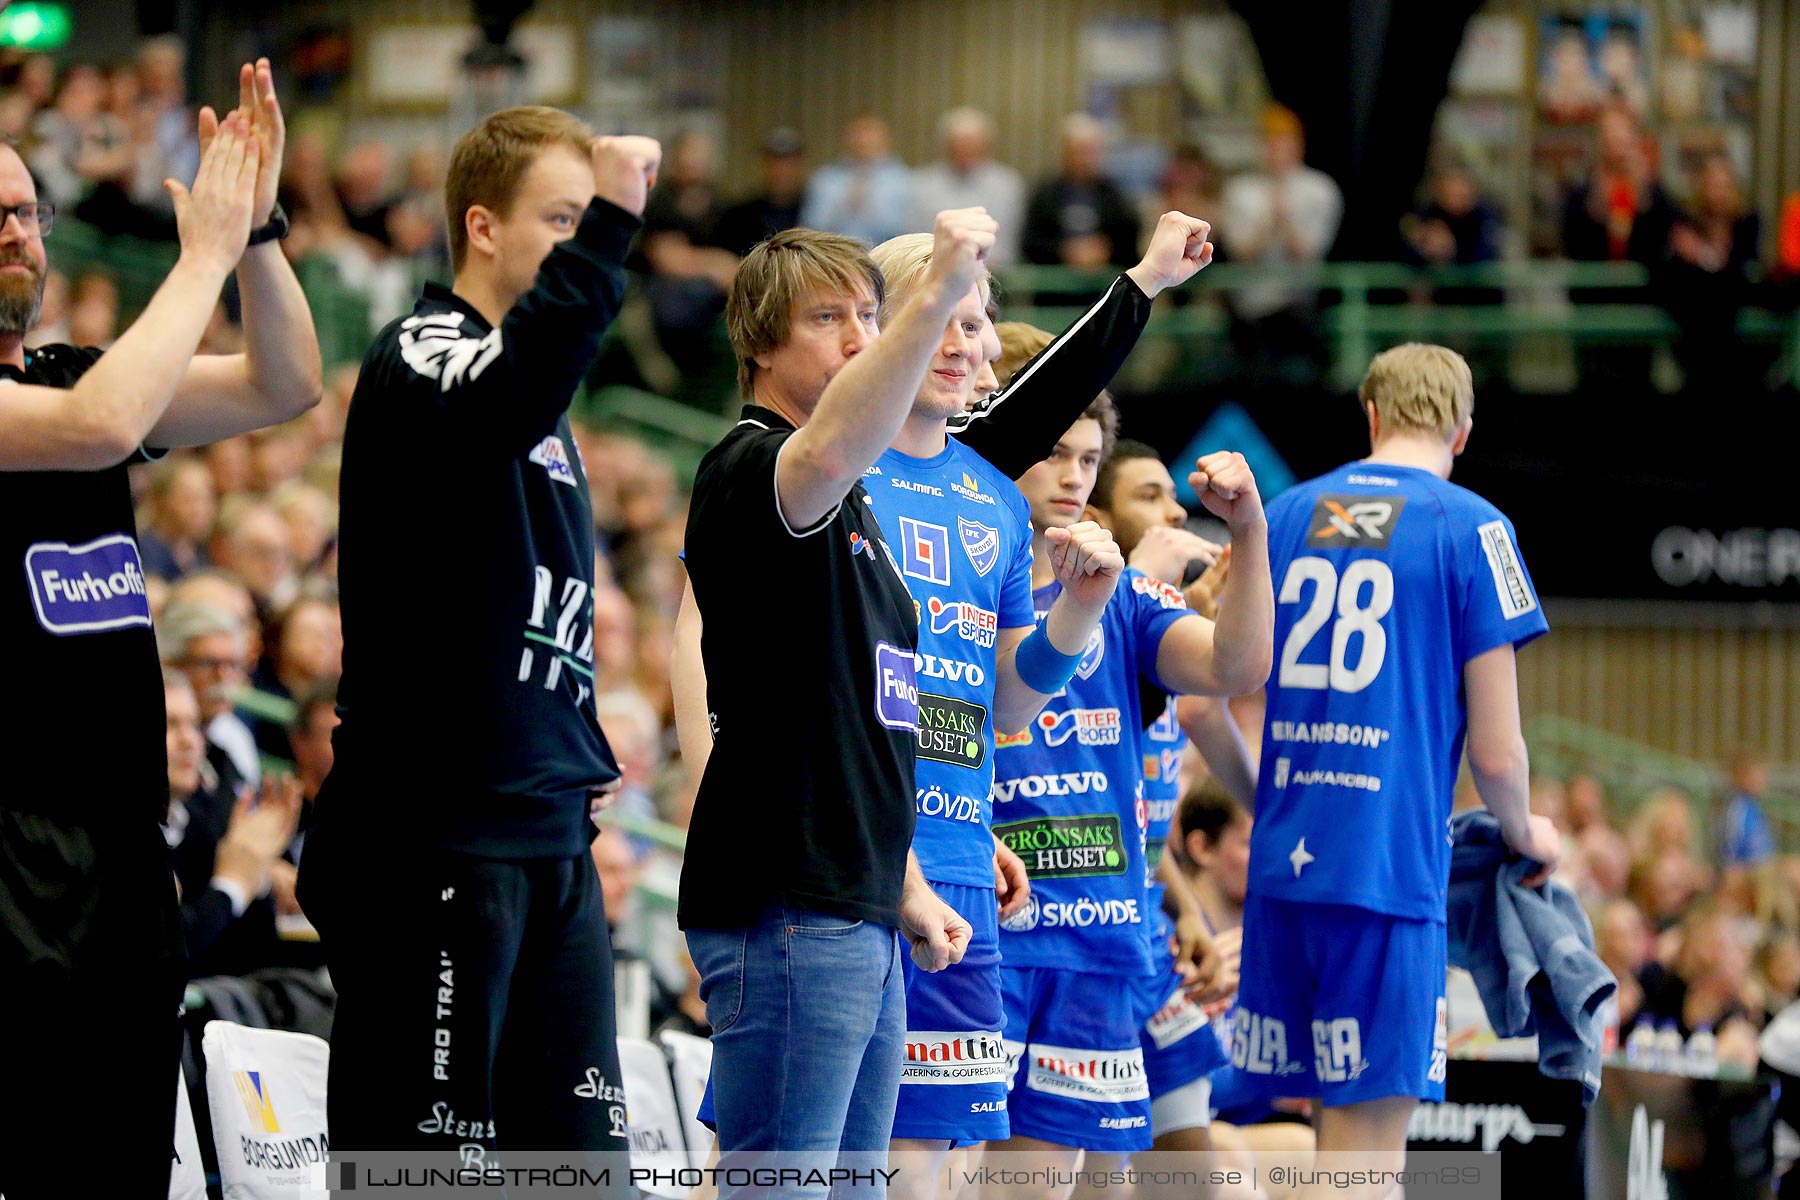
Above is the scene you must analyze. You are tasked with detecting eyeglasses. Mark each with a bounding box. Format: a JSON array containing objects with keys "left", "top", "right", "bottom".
[{"left": 0, "top": 203, "right": 56, "bottom": 237}]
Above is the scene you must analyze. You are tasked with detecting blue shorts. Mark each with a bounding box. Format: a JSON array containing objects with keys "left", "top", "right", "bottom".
[
  {"left": 892, "top": 881, "right": 1009, "bottom": 1144},
  {"left": 1000, "top": 966, "right": 1152, "bottom": 1152},
  {"left": 1132, "top": 951, "right": 1228, "bottom": 1134},
  {"left": 1230, "top": 895, "right": 1447, "bottom": 1107}
]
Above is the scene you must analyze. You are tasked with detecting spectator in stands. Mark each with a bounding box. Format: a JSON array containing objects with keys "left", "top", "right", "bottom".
[
  {"left": 67, "top": 269, "right": 119, "bottom": 347},
  {"left": 1663, "top": 154, "right": 1761, "bottom": 390},
  {"left": 212, "top": 496, "right": 299, "bottom": 617},
  {"left": 10, "top": 52, "right": 55, "bottom": 115},
  {"left": 158, "top": 598, "right": 260, "bottom": 791},
  {"left": 168, "top": 566, "right": 263, "bottom": 656},
  {"left": 711, "top": 127, "right": 807, "bottom": 258},
  {"left": 1628, "top": 851, "right": 1700, "bottom": 935},
  {"left": 1580, "top": 827, "right": 1631, "bottom": 905},
  {"left": 1402, "top": 159, "right": 1503, "bottom": 266},
  {"left": 1143, "top": 143, "right": 1223, "bottom": 254},
  {"left": 1631, "top": 788, "right": 1706, "bottom": 860},
  {"left": 1629, "top": 788, "right": 1712, "bottom": 927},
  {"left": 288, "top": 684, "right": 337, "bottom": 804},
  {"left": 68, "top": 61, "right": 145, "bottom": 235},
  {"left": 632, "top": 603, "right": 678, "bottom": 731},
  {"left": 27, "top": 62, "right": 108, "bottom": 209},
  {"left": 1560, "top": 106, "right": 1678, "bottom": 265},
  {"left": 137, "top": 454, "right": 216, "bottom": 580},
  {"left": 637, "top": 130, "right": 737, "bottom": 385},
  {"left": 134, "top": 36, "right": 200, "bottom": 237},
  {"left": 277, "top": 129, "right": 351, "bottom": 261},
  {"left": 1566, "top": 771, "right": 1610, "bottom": 833},
  {"left": 800, "top": 113, "right": 913, "bottom": 248},
  {"left": 593, "top": 825, "right": 641, "bottom": 937},
  {"left": 386, "top": 143, "right": 448, "bottom": 269},
  {"left": 1023, "top": 113, "right": 1140, "bottom": 269},
  {"left": 248, "top": 594, "right": 342, "bottom": 760},
  {"left": 163, "top": 669, "right": 302, "bottom": 979},
  {"left": 283, "top": 685, "right": 338, "bottom": 905},
  {"left": 592, "top": 581, "right": 638, "bottom": 694},
  {"left": 334, "top": 141, "right": 396, "bottom": 251},
  {"left": 591, "top": 822, "right": 681, "bottom": 1027},
  {"left": 271, "top": 479, "right": 337, "bottom": 575},
  {"left": 1638, "top": 906, "right": 1760, "bottom": 1063},
  {"left": 1754, "top": 931, "right": 1800, "bottom": 1027},
  {"left": 1718, "top": 747, "right": 1778, "bottom": 871},
  {"left": 247, "top": 419, "right": 312, "bottom": 491},
  {"left": 910, "top": 108, "right": 1026, "bottom": 265},
  {"left": 595, "top": 689, "right": 662, "bottom": 828},
  {"left": 643, "top": 130, "right": 725, "bottom": 250},
  {"left": 204, "top": 433, "right": 254, "bottom": 496},
  {"left": 1219, "top": 104, "right": 1342, "bottom": 381},
  {"left": 1594, "top": 898, "right": 1652, "bottom": 1027},
  {"left": 0, "top": 91, "right": 29, "bottom": 141}
]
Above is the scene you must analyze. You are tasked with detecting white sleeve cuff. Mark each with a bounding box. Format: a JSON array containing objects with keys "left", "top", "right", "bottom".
[{"left": 210, "top": 877, "right": 251, "bottom": 918}]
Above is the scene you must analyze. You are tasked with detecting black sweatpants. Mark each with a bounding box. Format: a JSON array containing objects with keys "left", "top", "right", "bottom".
[
  {"left": 302, "top": 833, "right": 630, "bottom": 1170},
  {"left": 0, "top": 810, "right": 185, "bottom": 1199}
]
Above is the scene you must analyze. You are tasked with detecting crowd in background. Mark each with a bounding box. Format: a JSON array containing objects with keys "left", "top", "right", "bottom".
[
  {"left": 12, "top": 39, "right": 1800, "bottom": 399},
  {"left": 3, "top": 37, "right": 1799, "bottom": 1053}
]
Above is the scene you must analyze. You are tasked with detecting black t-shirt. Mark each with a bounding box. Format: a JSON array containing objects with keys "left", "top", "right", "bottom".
[
  {"left": 680, "top": 408, "right": 919, "bottom": 929},
  {"left": 318, "top": 199, "right": 638, "bottom": 860},
  {"left": 1, "top": 344, "right": 167, "bottom": 825}
]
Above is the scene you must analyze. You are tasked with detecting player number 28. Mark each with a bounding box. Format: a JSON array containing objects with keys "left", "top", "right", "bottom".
[{"left": 1276, "top": 557, "right": 1393, "bottom": 694}]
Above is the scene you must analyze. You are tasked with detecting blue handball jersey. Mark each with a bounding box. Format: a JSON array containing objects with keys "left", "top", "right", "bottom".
[
  {"left": 863, "top": 440, "right": 1036, "bottom": 888},
  {"left": 1140, "top": 694, "right": 1184, "bottom": 953},
  {"left": 1248, "top": 462, "right": 1549, "bottom": 922},
  {"left": 994, "top": 569, "right": 1192, "bottom": 974}
]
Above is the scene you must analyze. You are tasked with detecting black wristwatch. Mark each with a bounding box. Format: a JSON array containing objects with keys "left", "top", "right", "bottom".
[{"left": 247, "top": 201, "right": 290, "bottom": 246}]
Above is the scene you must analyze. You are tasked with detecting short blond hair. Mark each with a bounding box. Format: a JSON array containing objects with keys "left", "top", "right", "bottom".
[
  {"left": 993, "top": 321, "right": 1054, "bottom": 387},
  {"left": 996, "top": 322, "right": 1117, "bottom": 459},
  {"left": 446, "top": 106, "right": 594, "bottom": 272},
  {"left": 726, "top": 228, "right": 885, "bottom": 401},
  {"left": 1357, "top": 343, "right": 1474, "bottom": 440},
  {"left": 868, "top": 233, "right": 991, "bottom": 326}
]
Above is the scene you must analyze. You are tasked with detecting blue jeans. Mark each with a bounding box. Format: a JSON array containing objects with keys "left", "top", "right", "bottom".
[{"left": 688, "top": 903, "right": 905, "bottom": 1199}]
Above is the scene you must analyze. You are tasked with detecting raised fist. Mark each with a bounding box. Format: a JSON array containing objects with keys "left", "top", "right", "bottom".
[
  {"left": 1188, "top": 451, "right": 1265, "bottom": 532},
  {"left": 927, "top": 207, "right": 999, "bottom": 301},
  {"left": 592, "top": 135, "right": 662, "bottom": 218}
]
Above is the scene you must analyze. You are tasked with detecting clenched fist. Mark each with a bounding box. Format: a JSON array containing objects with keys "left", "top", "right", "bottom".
[
  {"left": 1188, "top": 451, "right": 1265, "bottom": 533},
  {"left": 1044, "top": 519, "right": 1123, "bottom": 610},
  {"left": 927, "top": 207, "right": 999, "bottom": 301},
  {"left": 592, "top": 135, "right": 662, "bottom": 219},
  {"left": 1126, "top": 211, "right": 1216, "bottom": 298}
]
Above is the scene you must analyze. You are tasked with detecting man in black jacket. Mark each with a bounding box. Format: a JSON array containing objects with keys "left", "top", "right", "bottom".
[{"left": 298, "top": 109, "right": 657, "bottom": 1165}]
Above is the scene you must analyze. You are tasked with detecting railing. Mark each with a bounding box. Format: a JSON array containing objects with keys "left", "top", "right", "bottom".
[
  {"left": 994, "top": 260, "right": 1800, "bottom": 392},
  {"left": 1524, "top": 713, "right": 1800, "bottom": 856},
  {"left": 56, "top": 217, "right": 1800, "bottom": 389}
]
